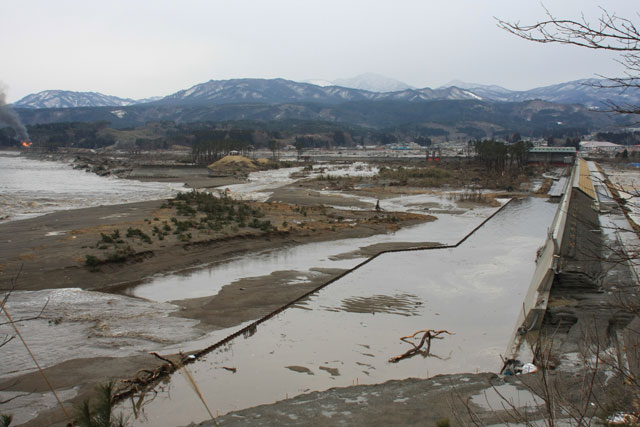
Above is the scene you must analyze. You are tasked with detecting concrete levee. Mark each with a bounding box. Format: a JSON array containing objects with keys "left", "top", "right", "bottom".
[{"left": 503, "top": 161, "right": 578, "bottom": 361}]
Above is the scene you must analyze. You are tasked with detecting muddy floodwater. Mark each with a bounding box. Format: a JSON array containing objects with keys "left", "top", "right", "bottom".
[
  {"left": 124, "top": 194, "right": 503, "bottom": 303},
  {"left": 124, "top": 197, "right": 556, "bottom": 426},
  {"left": 0, "top": 152, "right": 183, "bottom": 222}
]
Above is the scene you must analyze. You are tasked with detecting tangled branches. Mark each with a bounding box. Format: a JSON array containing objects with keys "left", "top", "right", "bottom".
[{"left": 389, "top": 329, "right": 453, "bottom": 363}]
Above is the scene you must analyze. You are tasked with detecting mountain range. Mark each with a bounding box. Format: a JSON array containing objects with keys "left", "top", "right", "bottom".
[
  {"left": 12, "top": 75, "right": 640, "bottom": 110},
  {"left": 14, "top": 90, "right": 162, "bottom": 109}
]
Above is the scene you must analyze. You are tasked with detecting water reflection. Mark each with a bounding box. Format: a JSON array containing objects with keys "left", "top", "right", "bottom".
[
  {"left": 124, "top": 200, "right": 502, "bottom": 303},
  {"left": 124, "top": 198, "right": 556, "bottom": 426},
  {"left": 319, "top": 293, "right": 423, "bottom": 316}
]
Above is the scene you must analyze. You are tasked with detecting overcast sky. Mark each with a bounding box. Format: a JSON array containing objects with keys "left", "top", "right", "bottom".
[{"left": 1, "top": 0, "right": 637, "bottom": 102}]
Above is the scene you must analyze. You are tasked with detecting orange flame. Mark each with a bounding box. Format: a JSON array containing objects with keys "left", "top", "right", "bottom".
[{"left": 21, "top": 141, "right": 32, "bottom": 148}]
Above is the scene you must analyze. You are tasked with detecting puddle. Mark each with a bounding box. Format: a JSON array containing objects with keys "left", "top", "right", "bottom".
[
  {"left": 471, "top": 383, "right": 544, "bottom": 411},
  {"left": 121, "top": 198, "right": 556, "bottom": 426}
]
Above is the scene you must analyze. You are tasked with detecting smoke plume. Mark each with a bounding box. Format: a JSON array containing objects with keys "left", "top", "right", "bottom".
[{"left": 0, "top": 85, "right": 30, "bottom": 141}]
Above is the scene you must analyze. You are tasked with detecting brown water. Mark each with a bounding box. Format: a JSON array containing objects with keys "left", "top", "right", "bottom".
[
  {"left": 124, "top": 197, "right": 556, "bottom": 426},
  {"left": 124, "top": 194, "right": 504, "bottom": 303}
]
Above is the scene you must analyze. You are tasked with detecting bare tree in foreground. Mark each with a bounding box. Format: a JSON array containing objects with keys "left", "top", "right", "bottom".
[{"left": 496, "top": 6, "right": 640, "bottom": 114}]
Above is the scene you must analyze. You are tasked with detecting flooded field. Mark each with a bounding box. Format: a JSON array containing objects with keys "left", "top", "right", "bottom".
[
  {"left": 124, "top": 197, "right": 556, "bottom": 426},
  {"left": 0, "top": 289, "right": 202, "bottom": 380},
  {"left": 215, "top": 162, "right": 378, "bottom": 202},
  {"left": 0, "top": 155, "right": 563, "bottom": 425},
  {"left": 0, "top": 152, "right": 183, "bottom": 222},
  {"left": 125, "top": 195, "right": 501, "bottom": 303}
]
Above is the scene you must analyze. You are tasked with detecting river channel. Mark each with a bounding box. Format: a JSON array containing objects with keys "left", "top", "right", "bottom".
[{"left": 125, "top": 197, "right": 556, "bottom": 426}]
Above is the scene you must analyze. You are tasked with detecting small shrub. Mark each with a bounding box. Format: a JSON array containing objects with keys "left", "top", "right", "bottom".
[
  {"left": 126, "top": 228, "right": 152, "bottom": 244},
  {"left": 259, "top": 220, "right": 273, "bottom": 232},
  {"left": 106, "top": 246, "right": 135, "bottom": 263},
  {"left": 73, "top": 380, "right": 127, "bottom": 427},
  {"left": 1, "top": 414, "right": 13, "bottom": 427},
  {"left": 99, "top": 233, "right": 113, "bottom": 244},
  {"left": 85, "top": 255, "right": 101, "bottom": 272}
]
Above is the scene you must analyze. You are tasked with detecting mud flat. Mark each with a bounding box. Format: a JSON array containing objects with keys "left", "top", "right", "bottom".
[
  {"left": 118, "top": 197, "right": 557, "bottom": 426},
  {"left": 0, "top": 156, "right": 545, "bottom": 426},
  {"left": 0, "top": 191, "right": 433, "bottom": 426}
]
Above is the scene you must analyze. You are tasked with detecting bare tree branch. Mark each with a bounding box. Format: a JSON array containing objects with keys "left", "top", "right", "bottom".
[
  {"left": 496, "top": 6, "right": 640, "bottom": 114},
  {"left": 388, "top": 329, "right": 453, "bottom": 363}
]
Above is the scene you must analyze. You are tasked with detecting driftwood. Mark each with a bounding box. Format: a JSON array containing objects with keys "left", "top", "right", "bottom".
[
  {"left": 389, "top": 329, "right": 453, "bottom": 363},
  {"left": 151, "top": 351, "right": 178, "bottom": 369}
]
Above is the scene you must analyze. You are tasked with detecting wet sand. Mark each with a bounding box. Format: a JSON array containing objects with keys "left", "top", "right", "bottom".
[
  {"left": 0, "top": 191, "right": 434, "bottom": 426},
  {"left": 0, "top": 197, "right": 431, "bottom": 294},
  {"left": 0, "top": 157, "right": 528, "bottom": 426}
]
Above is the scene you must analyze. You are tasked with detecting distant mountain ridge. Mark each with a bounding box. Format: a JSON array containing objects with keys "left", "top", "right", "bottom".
[
  {"left": 16, "top": 98, "right": 625, "bottom": 138},
  {"left": 13, "top": 91, "right": 160, "bottom": 109},
  {"left": 332, "top": 73, "right": 414, "bottom": 92},
  {"left": 160, "top": 78, "right": 479, "bottom": 105},
  {"left": 439, "top": 78, "right": 640, "bottom": 108},
  {"left": 12, "top": 76, "right": 640, "bottom": 110}
]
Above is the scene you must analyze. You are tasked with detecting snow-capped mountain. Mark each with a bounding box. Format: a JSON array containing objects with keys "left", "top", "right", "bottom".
[
  {"left": 14, "top": 77, "right": 640, "bottom": 111},
  {"left": 439, "top": 78, "right": 640, "bottom": 108},
  {"left": 159, "top": 78, "right": 479, "bottom": 105},
  {"left": 504, "top": 78, "right": 640, "bottom": 107},
  {"left": 303, "top": 79, "right": 335, "bottom": 87},
  {"left": 13, "top": 90, "right": 139, "bottom": 109},
  {"left": 136, "top": 96, "right": 165, "bottom": 104},
  {"left": 439, "top": 80, "right": 514, "bottom": 101},
  {"left": 332, "top": 73, "right": 414, "bottom": 92}
]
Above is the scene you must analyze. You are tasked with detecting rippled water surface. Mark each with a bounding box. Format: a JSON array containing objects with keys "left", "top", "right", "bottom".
[
  {"left": 0, "top": 152, "right": 183, "bottom": 222},
  {"left": 0, "top": 289, "right": 202, "bottom": 380},
  {"left": 124, "top": 198, "right": 556, "bottom": 426}
]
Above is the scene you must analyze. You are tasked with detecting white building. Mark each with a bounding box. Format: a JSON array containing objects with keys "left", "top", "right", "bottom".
[{"left": 579, "top": 140, "right": 622, "bottom": 153}]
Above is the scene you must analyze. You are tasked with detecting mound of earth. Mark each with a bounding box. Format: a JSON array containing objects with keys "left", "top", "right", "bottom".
[{"left": 208, "top": 155, "right": 259, "bottom": 176}]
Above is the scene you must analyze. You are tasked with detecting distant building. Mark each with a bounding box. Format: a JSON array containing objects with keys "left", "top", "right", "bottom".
[
  {"left": 528, "top": 147, "right": 576, "bottom": 165},
  {"left": 579, "top": 140, "right": 622, "bottom": 153}
]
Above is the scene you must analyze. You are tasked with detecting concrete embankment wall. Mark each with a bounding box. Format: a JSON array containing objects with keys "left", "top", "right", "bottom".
[{"left": 503, "top": 161, "right": 578, "bottom": 360}]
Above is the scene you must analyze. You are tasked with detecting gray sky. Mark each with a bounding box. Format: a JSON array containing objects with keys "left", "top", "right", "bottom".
[{"left": 2, "top": 0, "right": 637, "bottom": 102}]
